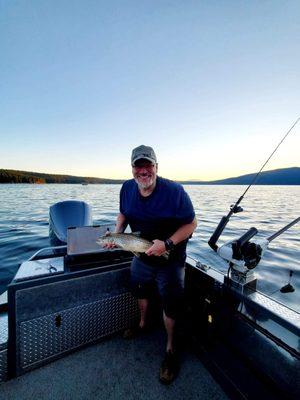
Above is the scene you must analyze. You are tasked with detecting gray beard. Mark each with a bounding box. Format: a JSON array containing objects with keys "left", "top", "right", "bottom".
[{"left": 135, "top": 177, "right": 155, "bottom": 191}]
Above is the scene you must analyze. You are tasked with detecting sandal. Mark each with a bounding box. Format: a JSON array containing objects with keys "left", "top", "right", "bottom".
[{"left": 159, "top": 351, "right": 179, "bottom": 384}]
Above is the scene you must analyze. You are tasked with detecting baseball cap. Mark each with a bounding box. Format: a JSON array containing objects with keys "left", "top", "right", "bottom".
[{"left": 131, "top": 145, "right": 157, "bottom": 166}]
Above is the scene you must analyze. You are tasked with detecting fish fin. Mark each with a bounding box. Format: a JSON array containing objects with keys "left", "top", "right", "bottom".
[
  {"left": 162, "top": 251, "right": 169, "bottom": 260},
  {"left": 131, "top": 231, "right": 141, "bottom": 237},
  {"left": 132, "top": 252, "right": 140, "bottom": 258}
]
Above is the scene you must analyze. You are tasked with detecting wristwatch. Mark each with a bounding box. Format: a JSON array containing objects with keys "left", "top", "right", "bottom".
[{"left": 164, "top": 238, "right": 175, "bottom": 251}]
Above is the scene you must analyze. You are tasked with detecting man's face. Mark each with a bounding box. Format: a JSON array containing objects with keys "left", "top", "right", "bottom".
[{"left": 132, "top": 159, "right": 158, "bottom": 190}]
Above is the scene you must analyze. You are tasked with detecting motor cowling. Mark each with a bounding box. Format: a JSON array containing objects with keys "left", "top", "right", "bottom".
[{"left": 49, "top": 200, "right": 93, "bottom": 246}]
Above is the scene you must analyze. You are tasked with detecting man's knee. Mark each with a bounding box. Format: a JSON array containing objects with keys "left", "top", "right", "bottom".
[
  {"left": 161, "top": 286, "right": 184, "bottom": 320},
  {"left": 130, "top": 279, "right": 155, "bottom": 299}
]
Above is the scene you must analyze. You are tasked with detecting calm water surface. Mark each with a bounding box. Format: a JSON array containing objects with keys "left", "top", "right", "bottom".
[{"left": 0, "top": 184, "right": 299, "bottom": 312}]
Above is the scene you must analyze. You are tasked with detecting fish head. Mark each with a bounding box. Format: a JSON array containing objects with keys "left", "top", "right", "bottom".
[{"left": 96, "top": 235, "right": 114, "bottom": 247}]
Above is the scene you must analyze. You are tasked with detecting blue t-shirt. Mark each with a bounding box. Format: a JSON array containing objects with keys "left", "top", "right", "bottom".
[{"left": 120, "top": 176, "right": 195, "bottom": 265}]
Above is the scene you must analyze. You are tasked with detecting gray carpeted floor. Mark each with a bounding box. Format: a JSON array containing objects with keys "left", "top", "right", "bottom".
[{"left": 1, "top": 329, "right": 228, "bottom": 400}]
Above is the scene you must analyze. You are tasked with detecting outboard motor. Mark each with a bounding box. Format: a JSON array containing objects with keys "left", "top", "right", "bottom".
[{"left": 49, "top": 200, "right": 92, "bottom": 246}]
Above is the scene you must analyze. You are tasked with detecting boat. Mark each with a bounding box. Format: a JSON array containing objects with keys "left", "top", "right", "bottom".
[{"left": 0, "top": 200, "right": 299, "bottom": 399}]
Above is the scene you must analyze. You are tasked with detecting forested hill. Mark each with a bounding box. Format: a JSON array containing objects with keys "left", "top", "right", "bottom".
[
  {"left": 0, "top": 167, "right": 299, "bottom": 185},
  {"left": 0, "top": 169, "right": 124, "bottom": 184},
  {"left": 178, "top": 167, "right": 300, "bottom": 185},
  {"left": 202, "top": 167, "right": 300, "bottom": 185}
]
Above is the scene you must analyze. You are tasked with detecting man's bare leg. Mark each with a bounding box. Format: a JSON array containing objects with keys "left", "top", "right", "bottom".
[
  {"left": 124, "top": 298, "right": 148, "bottom": 339},
  {"left": 163, "top": 311, "right": 175, "bottom": 353},
  {"left": 138, "top": 298, "right": 149, "bottom": 328},
  {"left": 159, "top": 311, "right": 179, "bottom": 384}
]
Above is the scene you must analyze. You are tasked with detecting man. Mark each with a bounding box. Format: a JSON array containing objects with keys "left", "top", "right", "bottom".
[{"left": 108, "top": 145, "right": 197, "bottom": 384}]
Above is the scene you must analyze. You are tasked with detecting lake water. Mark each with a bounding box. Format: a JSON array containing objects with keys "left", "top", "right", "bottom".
[{"left": 0, "top": 184, "right": 299, "bottom": 312}]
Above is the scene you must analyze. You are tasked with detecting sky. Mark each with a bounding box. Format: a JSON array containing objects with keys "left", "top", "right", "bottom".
[{"left": 0, "top": 0, "right": 299, "bottom": 181}]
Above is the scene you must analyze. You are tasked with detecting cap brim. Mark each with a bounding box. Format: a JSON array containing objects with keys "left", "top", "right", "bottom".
[{"left": 132, "top": 157, "right": 156, "bottom": 166}]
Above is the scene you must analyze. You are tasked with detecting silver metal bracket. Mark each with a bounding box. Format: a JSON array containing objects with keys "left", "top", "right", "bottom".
[
  {"left": 224, "top": 268, "right": 257, "bottom": 294},
  {"left": 231, "top": 268, "right": 256, "bottom": 285},
  {"left": 196, "top": 261, "right": 210, "bottom": 272}
]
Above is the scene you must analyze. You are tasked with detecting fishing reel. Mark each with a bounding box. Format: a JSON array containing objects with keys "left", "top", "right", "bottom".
[
  {"left": 230, "top": 204, "right": 243, "bottom": 214},
  {"left": 216, "top": 228, "right": 269, "bottom": 287},
  {"left": 209, "top": 214, "right": 299, "bottom": 286},
  {"left": 217, "top": 227, "right": 269, "bottom": 271}
]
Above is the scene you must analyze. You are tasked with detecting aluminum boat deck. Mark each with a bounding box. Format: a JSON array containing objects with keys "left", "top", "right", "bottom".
[
  {"left": 0, "top": 236, "right": 299, "bottom": 399},
  {"left": 1, "top": 328, "right": 229, "bottom": 400}
]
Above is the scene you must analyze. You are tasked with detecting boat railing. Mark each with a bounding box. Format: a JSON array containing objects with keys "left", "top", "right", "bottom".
[{"left": 28, "top": 246, "right": 67, "bottom": 261}]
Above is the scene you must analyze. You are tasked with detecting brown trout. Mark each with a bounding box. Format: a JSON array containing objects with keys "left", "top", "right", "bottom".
[{"left": 97, "top": 233, "right": 169, "bottom": 259}]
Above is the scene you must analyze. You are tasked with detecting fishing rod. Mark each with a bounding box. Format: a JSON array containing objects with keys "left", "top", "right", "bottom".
[
  {"left": 208, "top": 117, "right": 300, "bottom": 272},
  {"left": 208, "top": 117, "right": 300, "bottom": 251}
]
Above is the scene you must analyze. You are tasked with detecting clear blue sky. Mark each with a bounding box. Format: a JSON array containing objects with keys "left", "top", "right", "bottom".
[{"left": 1, "top": 0, "right": 299, "bottom": 180}]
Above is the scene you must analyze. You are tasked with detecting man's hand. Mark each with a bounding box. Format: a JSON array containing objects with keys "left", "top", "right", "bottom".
[
  {"left": 145, "top": 239, "right": 166, "bottom": 257},
  {"left": 102, "top": 229, "right": 118, "bottom": 249}
]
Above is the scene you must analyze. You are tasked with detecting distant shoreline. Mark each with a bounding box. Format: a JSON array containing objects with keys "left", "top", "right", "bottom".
[
  {"left": 1, "top": 182, "right": 300, "bottom": 186},
  {"left": 0, "top": 167, "right": 299, "bottom": 185}
]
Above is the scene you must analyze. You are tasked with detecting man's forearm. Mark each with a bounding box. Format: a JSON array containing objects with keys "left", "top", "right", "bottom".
[
  {"left": 145, "top": 217, "right": 197, "bottom": 257},
  {"left": 169, "top": 217, "right": 197, "bottom": 245},
  {"left": 115, "top": 213, "right": 128, "bottom": 233}
]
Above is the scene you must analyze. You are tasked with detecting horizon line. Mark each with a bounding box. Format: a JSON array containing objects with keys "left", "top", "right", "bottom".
[{"left": 1, "top": 166, "right": 299, "bottom": 183}]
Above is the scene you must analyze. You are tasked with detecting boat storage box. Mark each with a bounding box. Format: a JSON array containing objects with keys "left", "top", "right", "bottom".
[{"left": 7, "top": 247, "right": 138, "bottom": 378}]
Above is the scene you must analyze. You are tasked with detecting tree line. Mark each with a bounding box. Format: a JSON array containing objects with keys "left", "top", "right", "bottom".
[{"left": 0, "top": 169, "right": 124, "bottom": 184}]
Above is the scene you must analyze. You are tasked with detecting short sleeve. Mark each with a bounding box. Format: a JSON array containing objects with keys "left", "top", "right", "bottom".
[
  {"left": 119, "top": 183, "right": 125, "bottom": 214},
  {"left": 175, "top": 187, "right": 195, "bottom": 224}
]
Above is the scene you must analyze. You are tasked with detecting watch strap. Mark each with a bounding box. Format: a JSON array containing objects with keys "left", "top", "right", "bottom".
[{"left": 164, "top": 238, "right": 175, "bottom": 251}]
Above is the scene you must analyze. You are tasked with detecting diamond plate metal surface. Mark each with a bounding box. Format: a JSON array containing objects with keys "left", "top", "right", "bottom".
[
  {"left": 19, "top": 292, "right": 139, "bottom": 369},
  {"left": 0, "top": 314, "right": 8, "bottom": 345},
  {"left": 248, "top": 291, "right": 300, "bottom": 328},
  {"left": 0, "top": 349, "right": 7, "bottom": 383}
]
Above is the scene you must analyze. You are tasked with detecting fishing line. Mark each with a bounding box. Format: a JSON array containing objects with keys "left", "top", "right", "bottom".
[{"left": 241, "top": 116, "right": 300, "bottom": 199}]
